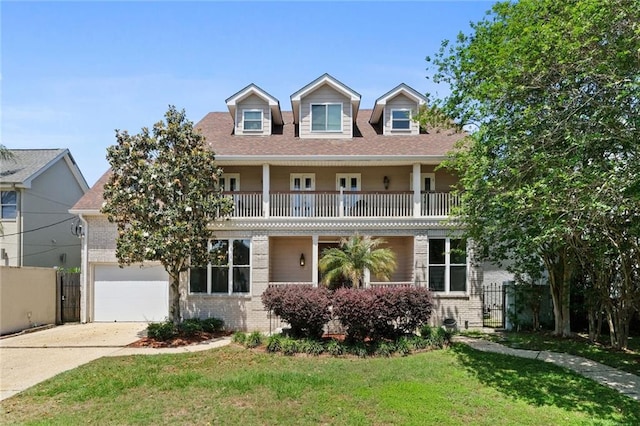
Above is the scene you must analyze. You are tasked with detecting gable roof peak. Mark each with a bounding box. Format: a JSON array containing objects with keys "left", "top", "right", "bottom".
[
  {"left": 370, "top": 83, "right": 428, "bottom": 124},
  {"left": 225, "top": 83, "right": 283, "bottom": 125},
  {"left": 290, "top": 73, "right": 361, "bottom": 123}
]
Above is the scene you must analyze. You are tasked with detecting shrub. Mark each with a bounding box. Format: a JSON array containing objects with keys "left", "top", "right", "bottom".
[
  {"left": 178, "top": 319, "right": 204, "bottom": 336},
  {"left": 348, "top": 342, "right": 370, "bottom": 358},
  {"left": 201, "top": 317, "right": 225, "bottom": 333},
  {"left": 326, "top": 339, "right": 344, "bottom": 356},
  {"left": 395, "top": 336, "right": 411, "bottom": 356},
  {"left": 232, "top": 331, "right": 246, "bottom": 345},
  {"left": 374, "top": 341, "right": 395, "bottom": 357},
  {"left": 262, "top": 285, "right": 332, "bottom": 339},
  {"left": 266, "top": 334, "right": 283, "bottom": 353},
  {"left": 245, "top": 331, "right": 263, "bottom": 348},
  {"left": 384, "top": 286, "right": 433, "bottom": 335},
  {"left": 301, "top": 339, "right": 325, "bottom": 356},
  {"left": 332, "top": 286, "right": 433, "bottom": 342},
  {"left": 332, "top": 288, "right": 377, "bottom": 341},
  {"left": 280, "top": 337, "right": 300, "bottom": 356},
  {"left": 147, "top": 321, "right": 176, "bottom": 341}
]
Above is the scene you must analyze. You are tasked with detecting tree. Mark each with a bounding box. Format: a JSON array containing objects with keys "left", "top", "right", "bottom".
[
  {"left": 425, "top": 0, "right": 640, "bottom": 337},
  {"left": 0, "top": 144, "right": 14, "bottom": 161},
  {"left": 319, "top": 234, "right": 397, "bottom": 289},
  {"left": 101, "top": 106, "right": 234, "bottom": 324}
]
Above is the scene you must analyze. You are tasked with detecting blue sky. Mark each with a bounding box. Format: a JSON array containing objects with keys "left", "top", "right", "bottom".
[{"left": 2, "top": 1, "right": 493, "bottom": 186}]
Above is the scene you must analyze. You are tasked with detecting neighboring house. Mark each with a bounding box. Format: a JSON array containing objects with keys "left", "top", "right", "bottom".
[
  {"left": 71, "top": 74, "right": 497, "bottom": 329},
  {"left": 0, "top": 149, "right": 89, "bottom": 268}
]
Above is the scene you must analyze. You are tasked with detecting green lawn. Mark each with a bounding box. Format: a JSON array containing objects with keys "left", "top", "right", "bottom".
[
  {"left": 466, "top": 331, "right": 640, "bottom": 376},
  {"left": 2, "top": 344, "right": 639, "bottom": 425}
]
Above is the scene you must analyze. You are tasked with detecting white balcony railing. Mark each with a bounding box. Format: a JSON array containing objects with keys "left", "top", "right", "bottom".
[{"left": 223, "top": 191, "right": 459, "bottom": 218}]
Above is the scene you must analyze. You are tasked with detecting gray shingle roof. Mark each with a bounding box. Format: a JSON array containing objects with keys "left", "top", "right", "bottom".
[
  {"left": 72, "top": 110, "right": 465, "bottom": 212},
  {"left": 0, "top": 149, "right": 67, "bottom": 185}
]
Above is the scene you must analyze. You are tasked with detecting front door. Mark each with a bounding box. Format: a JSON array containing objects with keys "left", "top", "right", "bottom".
[{"left": 290, "top": 174, "right": 315, "bottom": 216}]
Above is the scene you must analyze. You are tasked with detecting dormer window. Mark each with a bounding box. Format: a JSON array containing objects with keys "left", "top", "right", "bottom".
[
  {"left": 311, "top": 103, "right": 342, "bottom": 132},
  {"left": 391, "top": 109, "right": 411, "bottom": 130},
  {"left": 242, "top": 110, "right": 263, "bottom": 131}
]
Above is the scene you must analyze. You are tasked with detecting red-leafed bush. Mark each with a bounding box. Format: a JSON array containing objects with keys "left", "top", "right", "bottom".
[
  {"left": 262, "top": 285, "right": 331, "bottom": 339},
  {"left": 332, "top": 286, "right": 433, "bottom": 341}
]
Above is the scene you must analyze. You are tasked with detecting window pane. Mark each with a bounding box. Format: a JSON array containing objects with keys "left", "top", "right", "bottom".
[
  {"left": 450, "top": 266, "right": 467, "bottom": 291},
  {"left": 429, "top": 239, "right": 445, "bottom": 264},
  {"left": 211, "top": 267, "right": 229, "bottom": 293},
  {"left": 1, "top": 205, "right": 17, "bottom": 219},
  {"left": 392, "top": 110, "right": 410, "bottom": 119},
  {"left": 1, "top": 191, "right": 16, "bottom": 204},
  {"left": 244, "top": 120, "right": 262, "bottom": 130},
  {"left": 233, "top": 267, "right": 250, "bottom": 293},
  {"left": 311, "top": 105, "right": 326, "bottom": 131},
  {"left": 233, "top": 239, "right": 250, "bottom": 265},
  {"left": 327, "top": 104, "right": 341, "bottom": 130},
  {"left": 392, "top": 119, "right": 410, "bottom": 129},
  {"left": 211, "top": 240, "right": 229, "bottom": 265},
  {"left": 244, "top": 111, "right": 261, "bottom": 120},
  {"left": 429, "top": 266, "right": 445, "bottom": 291},
  {"left": 189, "top": 268, "right": 207, "bottom": 293},
  {"left": 450, "top": 239, "right": 467, "bottom": 264}
]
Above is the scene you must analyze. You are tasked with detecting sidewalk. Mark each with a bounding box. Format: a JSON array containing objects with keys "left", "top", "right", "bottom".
[{"left": 452, "top": 335, "right": 640, "bottom": 402}]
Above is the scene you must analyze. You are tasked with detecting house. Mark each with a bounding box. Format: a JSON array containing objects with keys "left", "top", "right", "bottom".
[
  {"left": 1, "top": 149, "right": 89, "bottom": 268},
  {"left": 70, "top": 74, "right": 498, "bottom": 329}
]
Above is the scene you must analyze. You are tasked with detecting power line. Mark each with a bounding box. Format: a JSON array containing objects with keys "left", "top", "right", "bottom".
[{"left": 0, "top": 217, "right": 75, "bottom": 237}]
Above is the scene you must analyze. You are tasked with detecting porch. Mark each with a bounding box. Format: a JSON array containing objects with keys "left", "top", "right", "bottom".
[{"left": 226, "top": 191, "right": 460, "bottom": 218}]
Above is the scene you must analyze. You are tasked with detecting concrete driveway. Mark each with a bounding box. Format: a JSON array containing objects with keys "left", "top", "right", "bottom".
[{"left": 0, "top": 322, "right": 147, "bottom": 401}]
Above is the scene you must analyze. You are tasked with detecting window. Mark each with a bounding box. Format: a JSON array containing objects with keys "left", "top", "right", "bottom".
[
  {"left": 189, "top": 239, "right": 251, "bottom": 294},
  {"left": 428, "top": 238, "right": 467, "bottom": 292},
  {"left": 242, "top": 110, "right": 263, "bottom": 131},
  {"left": 1, "top": 191, "right": 17, "bottom": 219},
  {"left": 391, "top": 109, "right": 411, "bottom": 130},
  {"left": 219, "top": 174, "right": 240, "bottom": 192},
  {"left": 311, "top": 103, "right": 342, "bottom": 132}
]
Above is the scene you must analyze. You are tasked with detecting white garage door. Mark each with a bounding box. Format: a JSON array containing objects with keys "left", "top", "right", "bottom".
[{"left": 94, "top": 265, "right": 169, "bottom": 322}]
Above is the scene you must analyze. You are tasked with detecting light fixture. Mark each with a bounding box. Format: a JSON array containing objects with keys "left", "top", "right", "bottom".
[
  {"left": 299, "top": 253, "right": 305, "bottom": 267},
  {"left": 383, "top": 176, "right": 390, "bottom": 190}
]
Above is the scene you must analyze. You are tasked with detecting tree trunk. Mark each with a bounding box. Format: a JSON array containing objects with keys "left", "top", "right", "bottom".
[
  {"left": 168, "top": 271, "right": 181, "bottom": 325},
  {"left": 544, "top": 250, "right": 572, "bottom": 337}
]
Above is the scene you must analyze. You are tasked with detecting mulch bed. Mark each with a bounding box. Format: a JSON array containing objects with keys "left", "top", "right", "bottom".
[{"left": 128, "top": 330, "right": 233, "bottom": 348}]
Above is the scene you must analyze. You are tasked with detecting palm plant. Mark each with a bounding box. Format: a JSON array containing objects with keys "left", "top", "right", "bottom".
[{"left": 319, "top": 234, "right": 397, "bottom": 289}]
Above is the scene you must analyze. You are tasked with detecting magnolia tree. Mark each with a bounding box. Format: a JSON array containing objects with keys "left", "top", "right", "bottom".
[
  {"left": 102, "top": 106, "right": 234, "bottom": 324},
  {"left": 424, "top": 0, "right": 640, "bottom": 338}
]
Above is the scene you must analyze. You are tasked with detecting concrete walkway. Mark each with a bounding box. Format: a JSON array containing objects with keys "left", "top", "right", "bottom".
[
  {"left": 0, "top": 323, "right": 232, "bottom": 401},
  {"left": 453, "top": 335, "right": 640, "bottom": 402}
]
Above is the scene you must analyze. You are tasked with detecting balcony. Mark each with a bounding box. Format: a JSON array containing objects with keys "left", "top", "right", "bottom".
[{"left": 224, "top": 191, "right": 460, "bottom": 218}]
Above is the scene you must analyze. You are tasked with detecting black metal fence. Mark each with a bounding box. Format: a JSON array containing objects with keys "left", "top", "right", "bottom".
[
  {"left": 482, "top": 283, "right": 505, "bottom": 328},
  {"left": 57, "top": 271, "right": 80, "bottom": 323}
]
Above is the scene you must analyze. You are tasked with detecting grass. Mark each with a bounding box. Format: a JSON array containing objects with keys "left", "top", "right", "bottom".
[
  {"left": 2, "top": 344, "right": 639, "bottom": 425},
  {"left": 463, "top": 330, "right": 640, "bottom": 376}
]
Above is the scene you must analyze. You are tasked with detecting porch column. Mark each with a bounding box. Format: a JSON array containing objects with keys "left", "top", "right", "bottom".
[
  {"left": 413, "top": 163, "right": 421, "bottom": 217},
  {"left": 312, "top": 235, "right": 319, "bottom": 287},
  {"left": 262, "top": 164, "right": 270, "bottom": 218},
  {"left": 364, "top": 268, "right": 370, "bottom": 288}
]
